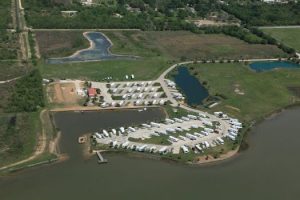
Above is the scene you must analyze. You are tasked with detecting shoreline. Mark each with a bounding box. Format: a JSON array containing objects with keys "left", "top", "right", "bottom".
[{"left": 2, "top": 103, "right": 299, "bottom": 174}]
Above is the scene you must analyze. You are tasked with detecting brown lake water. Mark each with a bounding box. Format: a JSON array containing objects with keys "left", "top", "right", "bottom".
[{"left": 1, "top": 107, "right": 300, "bottom": 200}]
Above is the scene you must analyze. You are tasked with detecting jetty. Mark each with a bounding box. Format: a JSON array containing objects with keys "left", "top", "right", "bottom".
[{"left": 96, "top": 151, "right": 108, "bottom": 164}]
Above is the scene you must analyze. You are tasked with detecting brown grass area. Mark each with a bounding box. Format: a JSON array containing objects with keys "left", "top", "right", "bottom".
[
  {"left": 35, "top": 31, "right": 89, "bottom": 58},
  {"left": 105, "top": 30, "right": 286, "bottom": 60}
]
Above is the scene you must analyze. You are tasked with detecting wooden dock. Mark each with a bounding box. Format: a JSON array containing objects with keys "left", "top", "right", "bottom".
[{"left": 96, "top": 151, "right": 108, "bottom": 164}]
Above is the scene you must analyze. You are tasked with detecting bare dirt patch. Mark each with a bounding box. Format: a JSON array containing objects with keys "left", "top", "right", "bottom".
[
  {"left": 234, "top": 84, "right": 245, "bottom": 95},
  {"left": 225, "top": 105, "right": 241, "bottom": 112},
  {"left": 48, "top": 82, "right": 81, "bottom": 104}
]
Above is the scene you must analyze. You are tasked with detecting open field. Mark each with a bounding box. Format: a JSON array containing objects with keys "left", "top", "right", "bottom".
[
  {"left": 186, "top": 63, "right": 300, "bottom": 122},
  {"left": 262, "top": 28, "right": 300, "bottom": 52},
  {"left": 39, "top": 30, "right": 286, "bottom": 81},
  {"left": 35, "top": 31, "right": 89, "bottom": 58}
]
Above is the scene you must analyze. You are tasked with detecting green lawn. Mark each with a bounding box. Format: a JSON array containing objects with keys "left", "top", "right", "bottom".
[
  {"left": 186, "top": 63, "right": 300, "bottom": 122},
  {"left": 262, "top": 28, "right": 300, "bottom": 52},
  {"left": 41, "top": 57, "right": 171, "bottom": 81}
]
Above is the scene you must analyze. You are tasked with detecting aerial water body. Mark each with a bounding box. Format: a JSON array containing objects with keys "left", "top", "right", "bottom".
[
  {"left": 249, "top": 61, "right": 300, "bottom": 72},
  {"left": 47, "top": 32, "right": 138, "bottom": 64},
  {"left": 174, "top": 66, "right": 209, "bottom": 105},
  {"left": 1, "top": 108, "right": 300, "bottom": 199}
]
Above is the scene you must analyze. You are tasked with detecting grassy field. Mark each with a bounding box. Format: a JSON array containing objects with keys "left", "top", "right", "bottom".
[
  {"left": 40, "top": 57, "right": 171, "bottom": 81},
  {"left": 262, "top": 28, "right": 300, "bottom": 52},
  {"left": 35, "top": 31, "right": 90, "bottom": 58},
  {"left": 39, "top": 30, "right": 286, "bottom": 80},
  {"left": 185, "top": 63, "right": 300, "bottom": 122}
]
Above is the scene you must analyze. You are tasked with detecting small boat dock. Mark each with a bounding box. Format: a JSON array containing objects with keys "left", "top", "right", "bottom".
[
  {"left": 96, "top": 151, "right": 108, "bottom": 164},
  {"left": 78, "top": 136, "right": 87, "bottom": 144}
]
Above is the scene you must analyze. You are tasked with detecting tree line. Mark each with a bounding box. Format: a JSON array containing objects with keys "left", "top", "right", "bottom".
[{"left": 223, "top": 1, "right": 300, "bottom": 26}]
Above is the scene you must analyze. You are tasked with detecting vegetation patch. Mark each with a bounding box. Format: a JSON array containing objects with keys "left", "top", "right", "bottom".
[
  {"left": 0, "top": 30, "right": 19, "bottom": 60},
  {"left": 7, "top": 70, "right": 45, "bottom": 112},
  {"left": 0, "top": 0, "right": 12, "bottom": 29},
  {"left": 0, "top": 112, "right": 40, "bottom": 167},
  {"left": 224, "top": 1, "right": 300, "bottom": 26}
]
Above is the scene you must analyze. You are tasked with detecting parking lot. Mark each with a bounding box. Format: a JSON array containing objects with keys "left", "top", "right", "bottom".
[
  {"left": 92, "top": 113, "right": 238, "bottom": 154},
  {"left": 91, "top": 81, "right": 170, "bottom": 107}
]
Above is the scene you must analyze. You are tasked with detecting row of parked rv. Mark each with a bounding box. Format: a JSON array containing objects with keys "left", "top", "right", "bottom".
[
  {"left": 118, "top": 92, "right": 164, "bottom": 100},
  {"left": 181, "top": 137, "right": 225, "bottom": 154},
  {"left": 108, "top": 81, "right": 156, "bottom": 88},
  {"left": 100, "top": 99, "right": 168, "bottom": 108},
  {"left": 164, "top": 79, "right": 185, "bottom": 101},
  {"left": 109, "top": 87, "right": 162, "bottom": 95},
  {"left": 109, "top": 141, "right": 170, "bottom": 154},
  {"left": 214, "top": 111, "right": 243, "bottom": 141},
  {"left": 93, "top": 113, "right": 213, "bottom": 140}
]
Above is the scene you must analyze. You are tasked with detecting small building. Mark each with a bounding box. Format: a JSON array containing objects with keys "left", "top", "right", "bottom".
[{"left": 88, "top": 88, "right": 97, "bottom": 97}]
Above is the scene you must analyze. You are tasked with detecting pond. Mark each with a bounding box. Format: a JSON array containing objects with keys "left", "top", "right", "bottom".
[
  {"left": 1, "top": 107, "right": 300, "bottom": 199},
  {"left": 249, "top": 61, "right": 300, "bottom": 72},
  {"left": 47, "top": 32, "right": 138, "bottom": 64},
  {"left": 174, "top": 66, "right": 209, "bottom": 105}
]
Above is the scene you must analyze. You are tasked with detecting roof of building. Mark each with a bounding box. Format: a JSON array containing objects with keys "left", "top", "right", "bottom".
[{"left": 88, "top": 88, "right": 97, "bottom": 96}]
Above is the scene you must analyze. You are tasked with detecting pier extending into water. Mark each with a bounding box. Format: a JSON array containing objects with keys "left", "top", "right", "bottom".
[{"left": 96, "top": 151, "right": 108, "bottom": 164}]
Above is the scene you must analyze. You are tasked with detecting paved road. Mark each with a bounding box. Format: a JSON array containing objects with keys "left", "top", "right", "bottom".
[
  {"left": 31, "top": 28, "right": 141, "bottom": 32},
  {"left": 259, "top": 26, "right": 300, "bottom": 29},
  {"left": 0, "top": 76, "right": 21, "bottom": 84}
]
